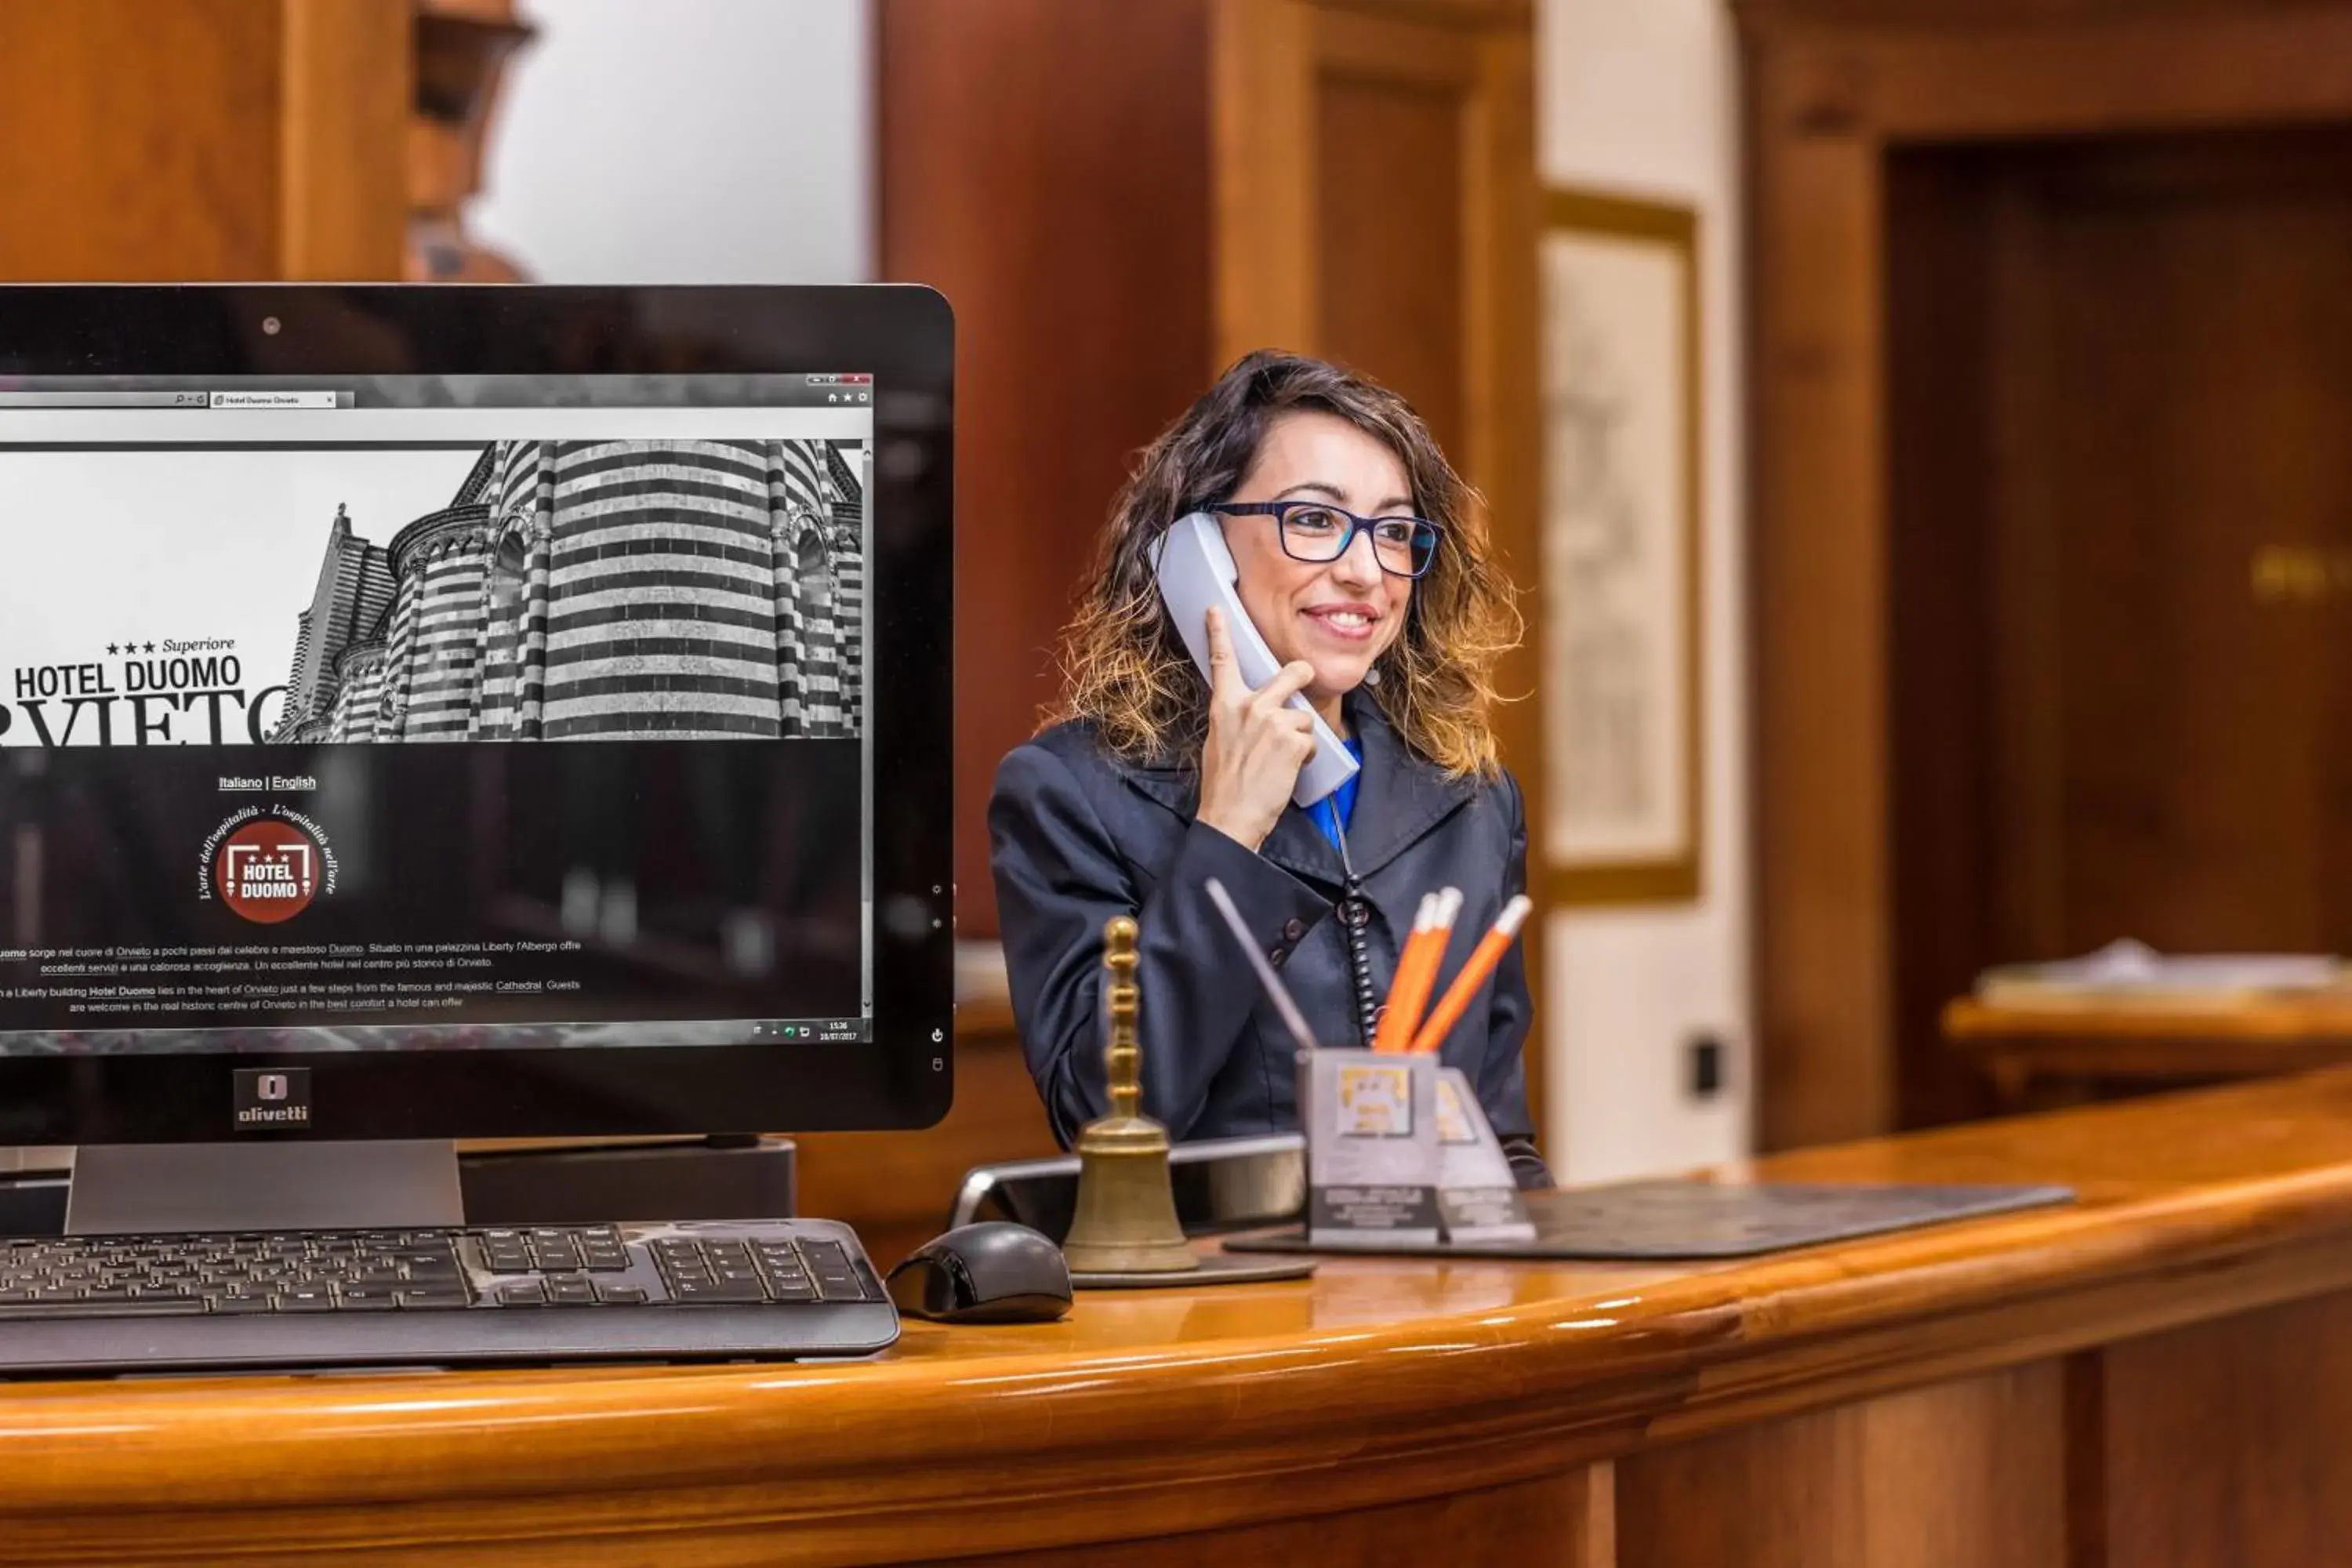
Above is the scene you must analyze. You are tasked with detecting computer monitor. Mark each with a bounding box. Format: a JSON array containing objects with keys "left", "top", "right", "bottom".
[{"left": 0, "top": 285, "right": 954, "bottom": 1232}]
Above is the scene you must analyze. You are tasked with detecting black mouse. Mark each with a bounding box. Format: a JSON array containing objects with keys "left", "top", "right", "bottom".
[{"left": 885, "top": 1221, "right": 1073, "bottom": 1324}]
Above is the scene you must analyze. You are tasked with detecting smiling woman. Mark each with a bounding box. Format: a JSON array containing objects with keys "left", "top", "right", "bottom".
[{"left": 987, "top": 351, "right": 1548, "bottom": 1185}]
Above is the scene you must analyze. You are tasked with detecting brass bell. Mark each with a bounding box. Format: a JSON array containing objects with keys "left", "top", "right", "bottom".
[{"left": 1060, "top": 914, "right": 1199, "bottom": 1276}]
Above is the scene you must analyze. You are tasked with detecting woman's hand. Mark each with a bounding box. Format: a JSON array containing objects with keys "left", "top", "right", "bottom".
[{"left": 1193, "top": 606, "right": 1318, "bottom": 852}]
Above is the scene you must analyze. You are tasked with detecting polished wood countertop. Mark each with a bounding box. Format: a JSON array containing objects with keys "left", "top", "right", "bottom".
[{"left": 17, "top": 1072, "right": 2352, "bottom": 1563}]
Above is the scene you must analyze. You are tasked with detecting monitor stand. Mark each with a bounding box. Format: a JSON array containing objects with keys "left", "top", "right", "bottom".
[{"left": 63, "top": 1142, "right": 465, "bottom": 1236}]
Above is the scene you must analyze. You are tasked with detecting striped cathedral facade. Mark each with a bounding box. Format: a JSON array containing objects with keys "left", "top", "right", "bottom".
[{"left": 271, "top": 439, "right": 866, "bottom": 745}]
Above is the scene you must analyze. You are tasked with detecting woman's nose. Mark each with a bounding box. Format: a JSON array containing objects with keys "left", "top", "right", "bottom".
[{"left": 1331, "top": 528, "right": 1383, "bottom": 587}]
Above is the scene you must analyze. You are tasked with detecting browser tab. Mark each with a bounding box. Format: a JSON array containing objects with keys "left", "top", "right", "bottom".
[{"left": 209, "top": 391, "right": 341, "bottom": 411}]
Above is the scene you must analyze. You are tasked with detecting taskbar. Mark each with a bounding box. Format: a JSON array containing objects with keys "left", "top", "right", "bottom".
[{"left": 0, "top": 1017, "right": 875, "bottom": 1057}]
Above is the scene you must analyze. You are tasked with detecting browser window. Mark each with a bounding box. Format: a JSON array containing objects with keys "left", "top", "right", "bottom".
[{"left": 0, "top": 374, "right": 877, "bottom": 1055}]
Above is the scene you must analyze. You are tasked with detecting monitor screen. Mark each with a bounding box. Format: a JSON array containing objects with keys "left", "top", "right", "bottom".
[{"left": 0, "top": 287, "right": 953, "bottom": 1144}]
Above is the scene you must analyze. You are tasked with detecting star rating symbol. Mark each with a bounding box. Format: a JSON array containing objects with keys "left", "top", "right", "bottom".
[
  {"left": 105, "top": 643, "right": 118, "bottom": 655},
  {"left": 143, "top": 642, "right": 155, "bottom": 654}
]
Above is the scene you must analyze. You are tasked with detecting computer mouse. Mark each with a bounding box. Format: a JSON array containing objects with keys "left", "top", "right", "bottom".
[{"left": 885, "top": 1221, "right": 1073, "bottom": 1324}]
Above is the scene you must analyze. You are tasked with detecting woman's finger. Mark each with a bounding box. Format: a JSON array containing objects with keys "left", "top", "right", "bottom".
[
  {"left": 1203, "top": 607, "right": 1244, "bottom": 704},
  {"left": 1254, "top": 659, "right": 1317, "bottom": 711}
]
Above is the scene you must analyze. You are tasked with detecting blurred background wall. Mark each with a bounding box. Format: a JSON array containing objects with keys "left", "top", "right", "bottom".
[{"left": 471, "top": 0, "right": 872, "bottom": 285}]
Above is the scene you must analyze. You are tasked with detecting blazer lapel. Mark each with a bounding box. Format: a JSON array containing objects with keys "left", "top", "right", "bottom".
[
  {"left": 1115, "top": 692, "right": 1475, "bottom": 886},
  {"left": 1338, "top": 691, "right": 1477, "bottom": 880}
]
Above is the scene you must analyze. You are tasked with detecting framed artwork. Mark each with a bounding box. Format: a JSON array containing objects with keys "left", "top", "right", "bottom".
[{"left": 1539, "top": 188, "right": 1702, "bottom": 905}]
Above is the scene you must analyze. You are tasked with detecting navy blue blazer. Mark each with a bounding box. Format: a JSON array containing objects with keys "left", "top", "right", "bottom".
[{"left": 988, "top": 692, "right": 1550, "bottom": 1187}]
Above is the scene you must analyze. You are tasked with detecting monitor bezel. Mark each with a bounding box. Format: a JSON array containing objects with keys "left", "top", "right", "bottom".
[{"left": 0, "top": 284, "right": 955, "bottom": 1142}]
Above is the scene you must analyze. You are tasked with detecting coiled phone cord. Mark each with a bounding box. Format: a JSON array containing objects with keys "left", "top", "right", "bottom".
[{"left": 1325, "top": 799, "right": 1381, "bottom": 1050}]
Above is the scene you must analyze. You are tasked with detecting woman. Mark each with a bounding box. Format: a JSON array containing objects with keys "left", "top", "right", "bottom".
[{"left": 988, "top": 350, "right": 1548, "bottom": 1185}]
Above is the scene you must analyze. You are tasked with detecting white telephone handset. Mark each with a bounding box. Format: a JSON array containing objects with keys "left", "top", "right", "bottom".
[{"left": 1149, "top": 511, "right": 1360, "bottom": 808}]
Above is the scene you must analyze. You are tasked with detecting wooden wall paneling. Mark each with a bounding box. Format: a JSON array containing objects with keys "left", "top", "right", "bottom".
[
  {"left": 1212, "top": 0, "right": 1319, "bottom": 357},
  {"left": 0, "top": 0, "right": 278, "bottom": 281},
  {"left": 0, "top": 0, "right": 408, "bottom": 282},
  {"left": 1739, "top": 0, "right": 2352, "bottom": 32},
  {"left": 1842, "top": 12, "right": 2352, "bottom": 143},
  {"left": 2096, "top": 1290, "right": 2352, "bottom": 1568},
  {"left": 278, "top": 0, "right": 412, "bottom": 280},
  {"left": 1615, "top": 1363, "right": 2071, "bottom": 1568},
  {"left": 945, "top": 1466, "right": 1613, "bottom": 1568},
  {"left": 1310, "top": 11, "right": 1477, "bottom": 454},
  {"left": 877, "top": 0, "right": 1218, "bottom": 939},
  {"left": 1746, "top": 38, "right": 1894, "bottom": 1150}
]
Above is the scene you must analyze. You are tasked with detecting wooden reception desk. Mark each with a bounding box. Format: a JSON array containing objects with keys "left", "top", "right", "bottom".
[{"left": 16, "top": 1072, "right": 2352, "bottom": 1566}]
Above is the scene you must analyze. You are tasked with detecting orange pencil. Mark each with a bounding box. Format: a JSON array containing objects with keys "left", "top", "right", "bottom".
[
  {"left": 1374, "top": 887, "right": 1460, "bottom": 1053},
  {"left": 1368, "top": 894, "right": 1436, "bottom": 1053},
  {"left": 1410, "top": 894, "right": 1534, "bottom": 1053}
]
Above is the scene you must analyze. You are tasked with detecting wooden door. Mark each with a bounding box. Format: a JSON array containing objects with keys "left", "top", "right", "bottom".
[{"left": 1885, "top": 127, "right": 2352, "bottom": 1127}]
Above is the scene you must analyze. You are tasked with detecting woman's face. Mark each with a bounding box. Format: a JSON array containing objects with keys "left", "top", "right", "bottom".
[{"left": 1220, "top": 410, "right": 1415, "bottom": 714}]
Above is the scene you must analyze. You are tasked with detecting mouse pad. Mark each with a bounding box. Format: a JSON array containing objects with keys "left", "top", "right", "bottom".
[{"left": 1221, "top": 1180, "right": 2075, "bottom": 1260}]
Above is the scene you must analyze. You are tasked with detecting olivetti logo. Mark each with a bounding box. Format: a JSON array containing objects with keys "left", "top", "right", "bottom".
[{"left": 234, "top": 1067, "right": 312, "bottom": 1131}]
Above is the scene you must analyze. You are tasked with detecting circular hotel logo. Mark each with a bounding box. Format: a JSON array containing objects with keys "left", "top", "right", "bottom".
[{"left": 213, "top": 819, "right": 322, "bottom": 924}]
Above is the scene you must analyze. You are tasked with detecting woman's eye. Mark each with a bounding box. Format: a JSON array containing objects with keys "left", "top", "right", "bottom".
[
  {"left": 1287, "top": 508, "right": 1343, "bottom": 535},
  {"left": 1373, "top": 521, "right": 1415, "bottom": 546}
]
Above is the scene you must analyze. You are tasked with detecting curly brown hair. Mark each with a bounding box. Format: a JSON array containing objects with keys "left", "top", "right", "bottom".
[{"left": 1045, "top": 350, "right": 1520, "bottom": 776}]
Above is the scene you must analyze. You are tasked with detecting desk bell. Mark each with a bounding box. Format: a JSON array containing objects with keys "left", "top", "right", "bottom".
[{"left": 1059, "top": 916, "right": 1199, "bottom": 1276}]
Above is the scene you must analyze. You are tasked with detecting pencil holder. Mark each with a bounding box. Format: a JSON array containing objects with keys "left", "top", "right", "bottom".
[{"left": 1297, "top": 1047, "right": 1443, "bottom": 1247}]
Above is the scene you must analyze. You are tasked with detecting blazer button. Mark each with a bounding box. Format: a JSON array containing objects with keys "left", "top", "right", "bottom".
[
  {"left": 1282, "top": 918, "right": 1305, "bottom": 942},
  {"left": 1269, "top": 946, "right": 1287, "bottom": 967}
]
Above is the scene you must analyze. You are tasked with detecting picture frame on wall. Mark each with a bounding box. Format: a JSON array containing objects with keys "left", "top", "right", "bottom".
[{"left": 1539, "top": 187, "right": 1703, "bottom": 906}]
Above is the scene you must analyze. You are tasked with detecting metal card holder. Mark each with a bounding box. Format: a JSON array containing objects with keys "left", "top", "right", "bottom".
[
  {"left": 1298, "top": 1050, "right": 1536, "bottom": 1249},
  {"left": 1300, "top": 1048, "right": 1443, "bottom": 1247}
]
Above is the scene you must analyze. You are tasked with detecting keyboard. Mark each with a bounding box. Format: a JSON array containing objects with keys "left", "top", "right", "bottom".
[{"left": 0, "top": 1218, "right": 897, "bottom": 1375}]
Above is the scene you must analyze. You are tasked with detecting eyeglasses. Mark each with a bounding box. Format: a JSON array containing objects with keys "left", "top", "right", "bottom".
[{"left": 1207, "top": 501, "right": 1441, "bottom": 579}]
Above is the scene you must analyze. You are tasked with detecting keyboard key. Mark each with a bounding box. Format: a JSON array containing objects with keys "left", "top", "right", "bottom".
[
  {"left": 498, "top": 1282, "right": 547, "bottom": 1307},
  {"left": 593, "top": 1283, "right": 648, "bottom": 1305},
  {"left": 277, "top": 1288, "right": 336, "bottom": 1312},
  {"left": 546, "top": 1277, "right": 599, "bottom": 1306},
  {"left": 814, "top": 1272, "right": 868, "bottom": 1303},
  {"left": 208, "top": 1297, "right": 275, "bottom": 1315},
  {"left": 668, "top": 1276, "right": 764, "bottom": 1304},
  {"left": 0, "top": 1298, "right": 208, "bottom": 1319},
  {"left": 397, "top": 1288, "right": 472, "bottom": 1311}
]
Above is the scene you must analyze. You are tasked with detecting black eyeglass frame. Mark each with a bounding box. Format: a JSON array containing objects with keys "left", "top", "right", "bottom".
[{"left": 1206, "top": 500, "right": 1442, "bottom": 579}]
